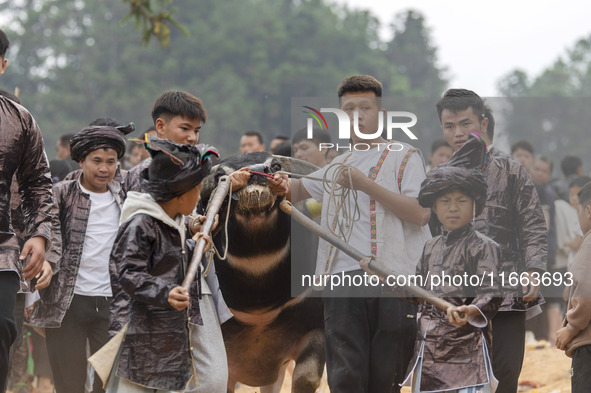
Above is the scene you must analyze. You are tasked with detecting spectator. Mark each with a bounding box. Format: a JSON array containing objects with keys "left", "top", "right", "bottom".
[
  {"left": 239, "top": 130, "right": 265, "bottom": 153},
  {"left": 269, "top": 134, "right": 288, "bottom": 154},
  {"left": 427, "top": 138, "right": 453, "bottom": 171}
]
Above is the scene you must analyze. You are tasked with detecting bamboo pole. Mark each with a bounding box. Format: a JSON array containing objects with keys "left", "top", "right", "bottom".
[
  {"left": 280, "top": 199, "right": 455, "bottom": 313},
  {"left": 182, "top": 175, "right": 231, "bottom": 291}
]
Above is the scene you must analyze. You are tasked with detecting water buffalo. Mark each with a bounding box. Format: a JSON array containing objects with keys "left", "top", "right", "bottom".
[{"left": 200, "top": 152, "right": 324, "bottom": 393}]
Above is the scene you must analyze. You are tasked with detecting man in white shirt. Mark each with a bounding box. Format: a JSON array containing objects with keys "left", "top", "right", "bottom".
[
  {"left": 30, "top": 123, "right": 134, "bottom": 393},
  {"left": 287, "top": 75, "right": 431, "bottom": 393}
]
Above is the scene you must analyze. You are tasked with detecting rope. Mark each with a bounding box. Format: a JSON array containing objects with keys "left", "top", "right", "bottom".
[
  {"left": 200, "top": 177, "right": 233, "bottom": 277},
  {"left": 201, "top": 165, "right": 360, "bottom": 274},
  {"left": 278, "top": 162, "right": 360, "bottom": 242}
]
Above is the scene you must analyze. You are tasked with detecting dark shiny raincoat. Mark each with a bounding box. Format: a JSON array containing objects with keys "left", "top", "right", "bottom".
[
  {"left": 122, "top": 157, "right": 151, "bottom": 194},
  {"left": 475, "top": 147, "right": 547, "bottom": 310},
  {"left": 110, "top": 210, "right": 200, "bottom": 391},
  {"left": 406, "top": 223, "right": 502, "bottom": 392},
  {"left": 107, "top": 156, "right": 150, "bottom": 337},
  {"left": 29, "top": 179, "right": 124, "bottom": 327},
  {"left": 0, "top": 97, "right": 53, "bottom": 284}
]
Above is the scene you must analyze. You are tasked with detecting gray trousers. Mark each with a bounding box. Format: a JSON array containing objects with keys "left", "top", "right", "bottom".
[{"left": 185, "top": 293, "right": 228, "bottom": 393}]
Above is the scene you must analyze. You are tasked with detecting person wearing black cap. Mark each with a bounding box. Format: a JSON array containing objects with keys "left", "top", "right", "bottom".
[
  {"left": 29, "top": 123, "right": 135, "bottom": 393},
  {"left": 403, "top": 134, "right": 502, "bottom": 393},
  {"left": 106, "top": 138, "right": 219, "bottom": 392}
]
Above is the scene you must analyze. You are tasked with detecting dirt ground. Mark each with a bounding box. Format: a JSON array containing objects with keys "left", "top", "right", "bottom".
[{"left": 236, "top": 337, "right": 572, "bottom": 393}]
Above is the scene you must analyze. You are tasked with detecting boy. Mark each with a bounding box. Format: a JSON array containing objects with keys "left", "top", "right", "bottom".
[
  {"left": 287, "top": 74, "right": 431, "bottom": 393},
  {"left": 116, "top": 91, "right": 228, "bottom": 393},
  {"left": 404, "top": 134, "right": 501, "bottom": 393},
  {"left": 436, "top": 89, "right": 547, "bottom": 392},
  {"left": 29, "top": 123, "right": 135, "bottom": 393},
  {"left": 556, "top": 181, "right": 591, "bottom": 392},
  {"left": 107, "top": 138, "right": 218, "bottom": 392}
]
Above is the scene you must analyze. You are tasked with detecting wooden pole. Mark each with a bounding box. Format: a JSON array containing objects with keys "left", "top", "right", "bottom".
[
  {"left": 280, "top": 199, "right": 455, "bottom": 313},
  {"left": 182, "top": 176, "right": 231, "bottom": 291}
]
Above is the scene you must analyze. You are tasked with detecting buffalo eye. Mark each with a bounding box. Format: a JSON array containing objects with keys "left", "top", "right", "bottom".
[{"left": 271, "top": 163, "right": 281, "bottom": 172}]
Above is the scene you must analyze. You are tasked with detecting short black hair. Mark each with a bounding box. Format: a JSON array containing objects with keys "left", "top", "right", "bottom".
[
  {"left": 537, "top": 156, "right": 554, "bottom": 173},
  {"left": 273, "top": 141, "right": 292, "bottom": 157},
  {"left": 292, "top": 127, "right": 331, "bottom": 145},
  {"left": 242, "top": 130, "right": 263, "bottom": 144},
  {"left": 569, "top": 176, "right": 591, "bottom": 190},
  {"left": 436, "top": 89, "right": 485, "bottom": 120},
  {"left": 151, "top": 90, "right": 207, "bottom": 124},
  {"left": 430, "top": 138, "right": 452, "bottom": 154},
  {"left": 511, "top": 140, "right": 534, "bottom": 155},
  {"left": 561, "top": 155, "right": 583, "bottom": 177},
  {"left": 436, "top": 89, "right": 492, "bottom": 139},
  {"left": 0, "top": 29, "right": 9, "bottom": 59},
  {"left": 272, "top": 134, "right": 288, "bottom": 142},
  {"left": 337, "top": 75, "right": 382, "bottom": 98},
  {"left": 578, "top": 181, "right": 591, "bottom": 209},
  {"left": 89, "top": 117, "right": 121, "bottom": 127},
  {"left": 59, "top": 133, "right": 75, "bottom": 147}
]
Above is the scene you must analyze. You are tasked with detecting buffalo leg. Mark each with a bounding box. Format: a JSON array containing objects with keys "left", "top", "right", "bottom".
[{"left": 292, "top": 330, "right": 325, "bottom": 393}]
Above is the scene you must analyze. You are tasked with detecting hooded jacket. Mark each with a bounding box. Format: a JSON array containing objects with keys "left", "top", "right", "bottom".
[
  {"left": 0, "top": 97, "right": 53, "bottom": 283},
  {"left": 109, "top": 191, "right": 199, "bottom": 391}
]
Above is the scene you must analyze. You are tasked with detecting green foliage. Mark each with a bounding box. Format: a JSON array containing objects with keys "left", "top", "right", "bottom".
[
  {"left": 495, "top": 36, "right": 591, "bottom": 172},
  {"left": 121, "top": 0, "right": 188, "bottom": 46},
  {"left": 386, "top": 10, "right": 447, "bottom": 97},
  {"left": 0, "top": 0, "right": 446, "bottom": 158}
]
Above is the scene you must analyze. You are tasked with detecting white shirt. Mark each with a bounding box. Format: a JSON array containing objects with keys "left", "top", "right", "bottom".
[
  {"left": 302, "top": 148, "right": 426, "bottom": 274},
  {"left": 75, "top": 184, "right": 120, "bottom": 296}
]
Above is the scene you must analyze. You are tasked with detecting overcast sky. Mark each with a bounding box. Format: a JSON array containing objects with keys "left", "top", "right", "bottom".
[{"left": 334, "top": 0, "right": 591, "bottom": 97}]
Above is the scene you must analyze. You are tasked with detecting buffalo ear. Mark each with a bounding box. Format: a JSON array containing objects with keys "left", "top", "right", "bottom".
[{"left": 271, "top": 155, "right": 319, "bottom": 176}]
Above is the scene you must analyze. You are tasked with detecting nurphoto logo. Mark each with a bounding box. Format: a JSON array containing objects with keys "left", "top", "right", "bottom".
[{"left": 302, "top": 106, "right": 418, "bottom": 152}]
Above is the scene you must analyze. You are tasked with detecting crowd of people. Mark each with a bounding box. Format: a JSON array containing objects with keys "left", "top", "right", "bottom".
[{"left": 2, "top": 26, "right": 591, "bottom": 393}]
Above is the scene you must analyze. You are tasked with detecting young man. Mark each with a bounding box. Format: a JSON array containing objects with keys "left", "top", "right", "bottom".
[
  {"left": 427, "top": 138, "right": 453, "bottom": 171},
  {"left": 239, "top": 130, "right": 265, "bottom": 153},
  {"left": 269, "top": 134, "right": 288, "bottom": 154},
  {"left": 552, "top": 155, "right": 584, "bottom": 202},
  {"left": 0, "top": 28, "right": 54, "bottom": 391},
  {"left": 292, "top": 127, "right": 332, "bottom": 168},
  {"left": 556, "top": 181, "right": 591, "bottom": 392},
  {"left": 288, "top": 75, "right": 431, "bottom": 393},
  {"left": 119, "top": 90, "right": 228, "bottom": 393},
  {"left": 436, "top": 89, "right": 548, "bottom": 393},
  {"left": 510, "top": 140, "right": 535, "bottom": 173},
  {"left": 29, "top": 123, "right": 134, "bottom": 393}
]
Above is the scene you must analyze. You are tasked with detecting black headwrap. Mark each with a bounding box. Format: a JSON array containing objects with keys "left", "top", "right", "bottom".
[
  {"left": 140, "top": 137, "right": 219, "bottom": 202},
  {"left": 70, "top": 123, "right": 135, "bottom": 162},
  {"left": 418, "top": 133, "right": 488, "bottom": 215}
]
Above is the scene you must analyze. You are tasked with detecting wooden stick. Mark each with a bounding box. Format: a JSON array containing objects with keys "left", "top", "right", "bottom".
[
  {"left": 182, "top": 176, "right": 231, "bottom": 291},
  {"left": 279, "top": 199, "right": 455, "bottom": 314}
]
